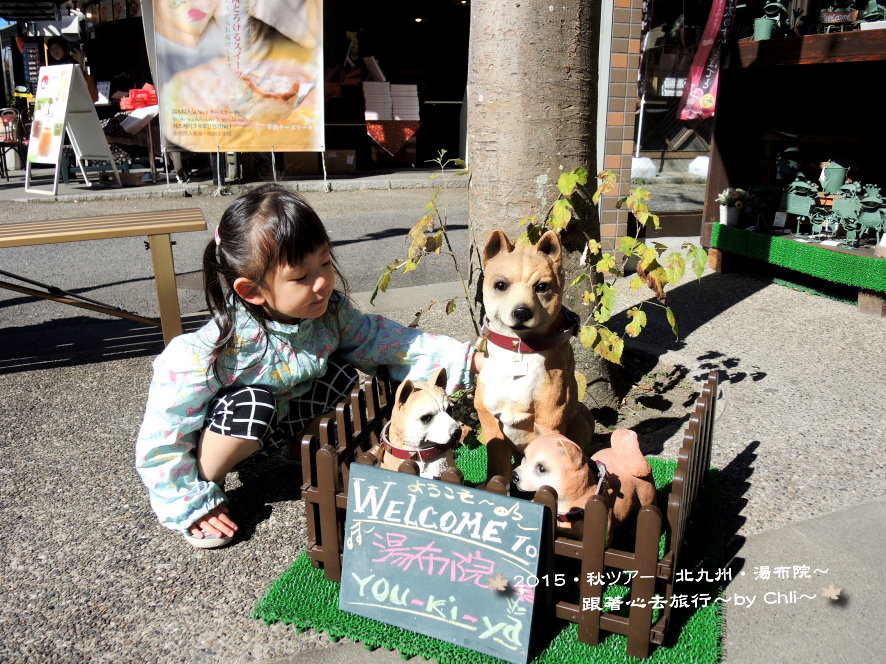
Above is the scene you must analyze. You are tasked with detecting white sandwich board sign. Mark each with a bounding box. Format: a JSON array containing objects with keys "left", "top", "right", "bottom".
[{"left": 25, "top": 64, "right": 120, "bottom": 195}]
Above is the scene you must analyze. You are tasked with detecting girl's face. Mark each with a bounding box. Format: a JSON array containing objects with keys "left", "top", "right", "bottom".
[{"left": 238, "top": 245, "right": 336, "bottom": 322}]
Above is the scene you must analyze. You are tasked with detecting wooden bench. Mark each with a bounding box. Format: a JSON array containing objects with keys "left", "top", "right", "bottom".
[{"left": 0, "top": 208, "right": 206, "bottom": 344}]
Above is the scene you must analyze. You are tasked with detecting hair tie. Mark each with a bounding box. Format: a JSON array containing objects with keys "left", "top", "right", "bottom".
[{"left": 214, "top": 226, "right": 221, "bottom": 246}]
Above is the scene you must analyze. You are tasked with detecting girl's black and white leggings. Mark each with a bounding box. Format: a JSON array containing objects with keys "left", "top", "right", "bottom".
[{"left": 204, "top": 356, "right": 358, "bottom": 452}]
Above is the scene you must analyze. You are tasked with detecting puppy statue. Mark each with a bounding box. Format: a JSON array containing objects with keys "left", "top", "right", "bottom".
[
  {"left": 474, "top": 230, "right": 594, "bottom": 476},
  {"left": 512, "top": 429, "right": 656, "bottom": 538},
  {"left": 377, "top": 367, "right": 461, "bottom": 480}
]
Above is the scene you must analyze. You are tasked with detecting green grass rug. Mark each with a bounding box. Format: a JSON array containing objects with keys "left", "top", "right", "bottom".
[
  {"left": 711, "top": 224, "right": 886, "bottom": 292},
  {"left": 254, "top": 446, "right": 723, "bottom": 663}
]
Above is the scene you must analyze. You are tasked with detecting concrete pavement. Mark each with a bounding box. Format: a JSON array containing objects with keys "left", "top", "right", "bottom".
[{"left": 0, "top": 171, "right": 883, "bottom": 663}]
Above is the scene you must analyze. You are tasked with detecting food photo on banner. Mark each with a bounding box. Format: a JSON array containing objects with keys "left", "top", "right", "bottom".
[{"left": 152, "top": 0, "right": 324, "bottom": 153}]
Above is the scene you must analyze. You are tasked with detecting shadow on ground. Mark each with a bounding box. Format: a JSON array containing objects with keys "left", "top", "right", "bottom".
[{"left": 0, "top": 313, "right": 209, "bottom": 374}]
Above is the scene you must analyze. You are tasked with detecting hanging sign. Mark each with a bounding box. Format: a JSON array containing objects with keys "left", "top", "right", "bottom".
[
  {"left": 340, "top": 464, "right": 544, "bottom": 664},
  {"left": 153, "top": 0, "right": 324, "bottom": 153},
  {"left": 25, "top": 64, "right": 119, "bottom": 196},
  {"left": 677, "top": 0, "right": 737, "bottom": 121}
]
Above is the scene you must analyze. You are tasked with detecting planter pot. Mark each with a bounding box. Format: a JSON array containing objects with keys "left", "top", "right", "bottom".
[
  {"left": 719, "top": 205, "right": 741, "bottom": 226},
  {"left": 754, "top": 17, "right": 776, "bottom": 40}
]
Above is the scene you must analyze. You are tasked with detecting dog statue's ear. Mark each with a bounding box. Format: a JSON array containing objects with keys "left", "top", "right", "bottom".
[
  {"left": 428, "top": 366, "right": 448, "bottom": 390},
  {"left": 394, "top": 379, "right": 415, "bottom": 409},
  {"left": 556, "top": 437, "right": 586, "bottom": 465},
  {"left": 536, "top": 230, "right": 563, "bottom": 266},
  {"left": 483, "top": 230, "right": 514, "bottom": 265}
]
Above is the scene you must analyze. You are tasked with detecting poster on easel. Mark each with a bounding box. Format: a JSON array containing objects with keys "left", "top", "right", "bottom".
[
  {"left": 152, "top": 0, "right": 324, "bottom": 153},
  {"left": 25, "top": 64, "right": 120, "bottom": 196},
  {"left": 27, "top": 66, "right": 70, "bottom": 166}
]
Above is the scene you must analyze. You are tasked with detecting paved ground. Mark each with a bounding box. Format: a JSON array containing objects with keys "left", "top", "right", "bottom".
[{"left": 0, "top": 169, "right": 882, "bottom": 664}]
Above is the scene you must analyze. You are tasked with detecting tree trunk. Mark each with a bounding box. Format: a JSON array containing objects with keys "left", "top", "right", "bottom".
[{"left": 466, "top": 0, "right": 622, "bottom": 413}]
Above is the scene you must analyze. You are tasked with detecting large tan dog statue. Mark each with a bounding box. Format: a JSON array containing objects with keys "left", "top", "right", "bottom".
[
  {"left": 512, "top": 428, "right": 656, "bottom": 539},
  {"left": 474, "top": 230, "right": 594, "bottom": 475}
]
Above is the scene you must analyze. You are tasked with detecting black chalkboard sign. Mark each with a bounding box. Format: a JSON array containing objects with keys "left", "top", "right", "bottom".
[{"left": 340, "top": 463, "right": 545, "bottom": 664}]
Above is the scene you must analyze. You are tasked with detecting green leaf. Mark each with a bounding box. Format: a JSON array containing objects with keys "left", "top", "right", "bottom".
[
  {"left": 598, "top": 282, "right": 617, "bottom": 313},
  {"left": 666, "top": 306, "right": 679, "bottom": 339},
  {"left": 557, "top": 168, "right": 588, "bottom": 197},
  {"left": 690, "top": 246, "right": 709, "bottom": 279},
  {"left": 664, "top": 253, "right": 686, "bottom": 285},
  {"left": 518, "top": 214, "right": 538, "bottom": 226},
  {"left": 549, "top": 198, "right": 574, "bottom": 230},
  {"left": 586, "top": 239, "right": 602, "bottom": 255},
  {"left": 569, "top": 272, "right": 589, "bottom": 288},
  {"left": 593, "top": 308, "right": 611, "bottom": 324},
  {"left": 595, "top": 253, "right": 617, "bottom": 275},
  {"left": 403, "top": 258, "right": 419, "bottom": 273},
  {"left": 370, "top": 269, "right": 393, "bottom": 304},
  {"left": 648, "top": 212, "right": 661, "bottom": 230},
  {"left": 619, "top": 236, "right": 638, "bottom": 256},
  {"left": 579, "top": 325, "right": 598, "bottom": 348},
  {"left": 625, "top": 307, "right": 647, "bottom": 338},
  {"left": 640, "top": 247, "right": 658, "bottom": 271},
  {"left": 594, "top": 326, "right": 624, "bottom": 364},
  {"left": 581, "top": 289, "right": 596, "bottom": 305},
  {"left": 628, "top": 274, "right": 645, "bottom": 291},
  {"left": 445, "top": 298, "right": 457, "bottom": 315}
]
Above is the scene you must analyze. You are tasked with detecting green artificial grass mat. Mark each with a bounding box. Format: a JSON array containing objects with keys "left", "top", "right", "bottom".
[
  {"left": 254, "top": 445, "right": 723, "bottom": 663},
  {"left": 711, "top": 224, "right": 886, "bottom": 292}
]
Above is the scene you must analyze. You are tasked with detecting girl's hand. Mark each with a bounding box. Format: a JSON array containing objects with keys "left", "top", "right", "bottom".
[
  {"left": 190, "top": 504, "right": 238, "bottom": 539},
  {"left": 470, "top": 350, "right": 485, "bottom": 374}
]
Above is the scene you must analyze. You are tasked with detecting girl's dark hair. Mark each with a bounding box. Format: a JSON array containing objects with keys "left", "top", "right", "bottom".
[{"left": 202, "top": 183, "right": 348, "bottom": 380}]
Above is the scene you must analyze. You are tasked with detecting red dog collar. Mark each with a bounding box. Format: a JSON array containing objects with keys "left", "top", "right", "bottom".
[
  {"left": 482, "top": 308, "right": 580, "bottom": 353},
  {"left": 379, "top": 421, "right": 455, "bottom": 462}
]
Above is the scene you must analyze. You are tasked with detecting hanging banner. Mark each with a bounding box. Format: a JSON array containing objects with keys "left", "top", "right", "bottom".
[
  {"left": 153, "top": 0, "right": 324, "bottom": 153},
  {"left": 676, "top": 0, "right": 736, "bottom": 121}
]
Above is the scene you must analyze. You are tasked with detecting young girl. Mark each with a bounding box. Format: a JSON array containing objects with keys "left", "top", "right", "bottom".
[{"left": 136, "top": 184, "right": 477, "bottom": 548}]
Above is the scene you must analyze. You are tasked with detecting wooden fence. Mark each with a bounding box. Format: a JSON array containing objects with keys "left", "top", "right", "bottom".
[{"left": 300, "top": 370, "right": 720, "bottom": 659}]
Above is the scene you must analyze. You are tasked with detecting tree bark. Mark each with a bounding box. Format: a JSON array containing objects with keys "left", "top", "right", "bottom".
[{"left": 467, "top": 0, "right": 622, "bottom": 413}]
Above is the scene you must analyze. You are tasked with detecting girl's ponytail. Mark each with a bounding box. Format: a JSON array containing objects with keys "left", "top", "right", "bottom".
[{"left": 202, "top": 239, "right": 238, "bottom": 380}]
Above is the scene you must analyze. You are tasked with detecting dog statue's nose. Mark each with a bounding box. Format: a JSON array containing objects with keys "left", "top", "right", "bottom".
[
  {"left": 512, "top": 306, "right": 533, "bottom": 323},
  {"left": 511, "top": 470, "right": 520, "bottom": 483}
]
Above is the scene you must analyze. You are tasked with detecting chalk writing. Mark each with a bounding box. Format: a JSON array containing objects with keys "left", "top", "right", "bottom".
[{"left": 340, "top": 464, "right": 544, "bottom": 664}]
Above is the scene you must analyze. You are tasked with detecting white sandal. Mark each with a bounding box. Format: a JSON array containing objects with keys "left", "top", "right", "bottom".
[{"left": 184, "top": 529, "right": 233, "bottom": 549}]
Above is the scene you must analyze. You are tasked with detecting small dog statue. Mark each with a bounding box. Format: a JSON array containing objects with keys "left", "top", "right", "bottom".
[
  {"left": 377, "top": 367, "right": 461, "bottom": 479},
  {"left": 512, "top": 429, "right": 656, "bottom": 538}
]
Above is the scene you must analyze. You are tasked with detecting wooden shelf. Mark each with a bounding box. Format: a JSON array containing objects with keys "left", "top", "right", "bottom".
[{"left": 728, "top": 30, "right": 886, "bottom": 68}]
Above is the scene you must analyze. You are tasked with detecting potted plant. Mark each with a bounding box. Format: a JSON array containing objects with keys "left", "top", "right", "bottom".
[{"left": 716, "top": 188, "right": 746, "bottom": 226}]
